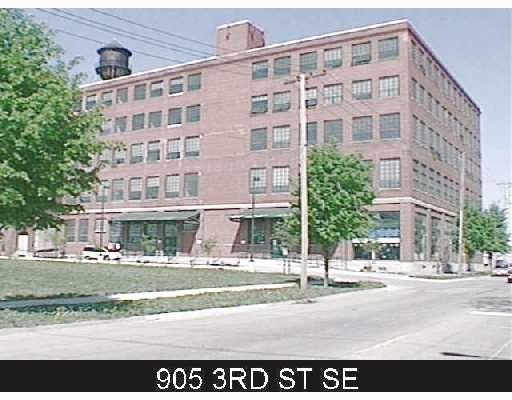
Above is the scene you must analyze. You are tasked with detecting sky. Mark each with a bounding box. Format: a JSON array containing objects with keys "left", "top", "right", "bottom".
[{"left": 28, "top": 8, "right": 512, "bottom": 210}]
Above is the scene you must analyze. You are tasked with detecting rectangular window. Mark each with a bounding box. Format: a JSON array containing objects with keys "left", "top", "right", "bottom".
[
  {"left": 380, "top": 159, "right": 401, "bottom": 189},
  {"left": 186, "top": 104, "right": 201, "bottom": 122},
  {"left": 273, "top": 91, "right": 291, "bottom": 112},
  {"left": 85, "top": 94, "right": 96, "bottom": 110},
  {"left": 252, "top": 60, "right": 268, "bottom": 80},
  {"left": 305, "top": 87, "right": 317, "bottom": 108},
  {"left": 185, "top": 136, "right": 200, "bottom": 157},
  {"left": 113, "top": 148, "right": 126, "bottom": 165},
  {"left": 146, "top": 176, "right": 160, "bottom": 200},
  {"left": 150, "top": 80, "right": 164, "bottom": 97},
  {"left": 184, "top": 173, "right": 199, "bottom": 197},
  {"left": 166, "top": 138, "right": 181, "bottom": 160},
  {"left": 379, "top": 113, "right": 400, "bottom": 139},
  {"left": 116, "top": 88, "right": 128, "bottom": 104},
  {"left": 130, "top": 143, "right": 144, "bottom": 164},
  {"left": 94, "top": 218, "right": 106, "bottom": 234},
  {"left": 272, "top": 166, "right": 290, "bottom": 193},
  {"left": 300, "top": 51, "right": 317, "bottom": 73},
  {"left": 132, "top": 113, "right": 145, "bottom": 131},
  {"left": 324, "top": 47, "right": 342, "bottom": 69},
  {"left": 64, "top": 220, "right": 76, "bottom": 242},
  {"left": 99, "top": 149, "right": 111, "bottom": 166},
  {"left": 168, "top": 107, "right": 182, "bottom": 126},
  {"left": 187, "top": 73, "right": 202, "bottom": 91},
  {"left": 250, "top": 168, "right": 266, "bottom": 194},
  {"left": 114, "top": 116, "right": 127, "bottom": 133},
  {"left": 129, "top": 178, "right": 142, "bottom": 200},
  {"left": 147, "top": 140, "right": 161, "bottom": 162},
  {"left": 79, "top": 192, "right": 91, "bottom": 203},
  {"left": 250, "top": 128, "right": 267, "bottom": 151},
  {"left": 352, "top": 42, "right": 371, "bottom": 65},
  {"left": 274, "top": 56, "right": 291, "bottom": 77},
  {"left": 379, "top": 75, "right": 400, "bottom": 97},
  {"left": 324, "top": 119, "right": 343, "bottom": 145},
  {"left": 101, "top": 119, "right": 113, "bottom": 135},
  {"left": 78, "top": 219, "right": 89, "bottom": 243},
  {"left": 96, "top": 180, "right": 109, "bottom": 202},
  {"left": 134, "top": 84, "right": 146, "bottom": 101},
  {"left": 148, "top": 111, "right": 162, "bottom": 128},
  {"left": 378, "top": 37, "right": 399, "bottom": 59},
  {"left": 352, "top": 80, "right": 372, "bottom": 100},
  {"left": 251, "top": 95, "right": 268, "bottom": 114},
  {"left": 169, "top": 77, "right": 184, "bottom": 95},
  {"left": 352, "top": 116, "right": 373, "bottom": 141},
  {"left": 272, "top": 125, "right": 291, "bottom": 149},
  {"left": 307, "top": 122, "right": 317, "bottom": 145},
  {"left": 165, "top": 175, "right": 180, "bottom": 198},
  {"left": 101, "top": 91, "right": 113, "bottom": 107},
  {"left": 111, "top": 179, "right": 124, "bottom": 202},
  {"left": 324, "top": 84, "right": 343, "bottom": 105},
  {"left": 414, "top": 213, "right": 427, "bottom": 260}
]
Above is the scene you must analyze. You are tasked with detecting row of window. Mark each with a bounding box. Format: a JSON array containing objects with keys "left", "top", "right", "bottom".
[
  {"left": 413, "top": 160, "right": 460, "bottom": 206},
  {"left": 251, "top": 36, "right": 399, "bottom": 79},
  {"left": 84, "top": 73, "right": 202, "bottom": 110}
]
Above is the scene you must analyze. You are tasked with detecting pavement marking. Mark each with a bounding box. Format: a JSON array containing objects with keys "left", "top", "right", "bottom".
[
  {"left": 490, "top": 338, "right": 512, "bottom": 359},
  {"left": 471, "top": 311, "right": 512, "bottom": 317},
  {"left": 354, "top": 334, "right": 410, "bottom": 354}
]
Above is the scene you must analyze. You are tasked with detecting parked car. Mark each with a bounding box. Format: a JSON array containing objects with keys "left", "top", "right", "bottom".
[
  {"left": 81, "top": 246, "right": 122, "bottom": 261},
  {"left": 508, "top": 268, "right": 512, "bottom": 284},
  {"left": 33, "top": 248, "right": 62, "bottom": 258},
  {"left": 492, "top": 262, "right": 510, "bottom": 276}
]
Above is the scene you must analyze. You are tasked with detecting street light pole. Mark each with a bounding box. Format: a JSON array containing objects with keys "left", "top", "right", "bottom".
[
  {"left": 99, "top": 183, "right": 108, "bottom": 249},
  {"left": 299, "top": 73, "right": 309, "bottom": 290},
  {"left": 249, "top": 176, "right": 260, "bottom": 264},
  {"left": 457, "top": 152, "right": 465, "bottom": 276}
]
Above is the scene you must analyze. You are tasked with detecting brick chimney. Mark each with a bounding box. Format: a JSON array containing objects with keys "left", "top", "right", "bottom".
[{"left": 216, "top": 20, "right": 265, "bottom": 56}]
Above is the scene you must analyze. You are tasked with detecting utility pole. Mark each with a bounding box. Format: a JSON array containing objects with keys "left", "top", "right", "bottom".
[
  {"left": 298, "top": 73, "right": 309, "bottom": 290},
  {"left": 457, "top": 152, "right": 466, "bottom": 276},
  {"left": 249, "top": 175, "right": 260, "bottom": 264}
]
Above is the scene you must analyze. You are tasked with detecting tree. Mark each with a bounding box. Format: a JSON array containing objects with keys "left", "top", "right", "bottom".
[
  {"left": 0, "top": 10, "right": 107, "bottom": 231},
  {"left": 275, "top": 145, "right": 375, "bottom": 287},
  {"left": 481, "top": 204, "right": 509, "bottom": 270}
]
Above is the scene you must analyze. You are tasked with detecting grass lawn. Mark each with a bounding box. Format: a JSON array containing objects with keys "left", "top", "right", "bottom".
[
  {"left": 409, "top": 271, "right": 490, "bottom": 280},
  {"left": 0, "top": 259, "right": 296, "bottom": 300},
  {"left": 0, "top": 282, "right": 385, "bottom": 329}
]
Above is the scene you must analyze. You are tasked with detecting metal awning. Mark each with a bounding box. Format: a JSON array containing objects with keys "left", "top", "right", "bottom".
[
  {"left": 229, "top": 207, "right": 292, "bottom": 221},
  {"left": 111, "top": 210, "right": 199, "bottom": 222}
]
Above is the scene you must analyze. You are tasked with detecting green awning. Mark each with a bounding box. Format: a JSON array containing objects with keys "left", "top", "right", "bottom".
[
  {"left": 112, "top": 210, "right": 199, "bottom": 222},
  {"left": 229, "top": 207, "right": 292, "bottom": 221}
]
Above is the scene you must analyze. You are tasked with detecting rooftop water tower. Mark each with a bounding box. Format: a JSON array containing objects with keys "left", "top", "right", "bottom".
[{"left": 95, "top": 40, "right": 132, "bottom": 80}]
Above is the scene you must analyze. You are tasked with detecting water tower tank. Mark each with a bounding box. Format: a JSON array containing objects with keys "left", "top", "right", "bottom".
[{"left": 95, "top": 40, "right": 132, "bottom": 80}]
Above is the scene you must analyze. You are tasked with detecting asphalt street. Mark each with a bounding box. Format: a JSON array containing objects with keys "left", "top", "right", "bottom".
[{"left": 0, "top": 271, "right": 510, "bottom": 359}]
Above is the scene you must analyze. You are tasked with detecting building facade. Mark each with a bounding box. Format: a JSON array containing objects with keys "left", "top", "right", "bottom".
[{"left": 1, "top": 19, "right": 482, "bottom": 271}]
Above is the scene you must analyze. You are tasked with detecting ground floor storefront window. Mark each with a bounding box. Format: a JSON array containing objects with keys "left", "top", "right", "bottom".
[{"left": 414, "top": 213, "right": 427, "bottom": 260}]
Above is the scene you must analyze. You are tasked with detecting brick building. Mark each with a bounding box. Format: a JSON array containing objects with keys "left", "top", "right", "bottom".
[{"left": 1, "top": 19, "right": 482, "bottom": 271}]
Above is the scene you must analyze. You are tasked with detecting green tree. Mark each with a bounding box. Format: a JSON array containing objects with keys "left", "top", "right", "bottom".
[
  {"left": 0, "top": 9, "right": 107, "bottom": 231},
  {"left": 481, "top": 204, "right": 509, "bottom": 270},
  {"left": 275, "top": 145, "right": 375, "bottom": 287}
]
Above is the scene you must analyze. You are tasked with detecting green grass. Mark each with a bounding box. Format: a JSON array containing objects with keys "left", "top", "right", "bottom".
[
  {"left": 409, "top": 271, "right": 490, "bottom": 280},
  {"left": 0, "top": 282, "right": 385, "bottom": 329},
  {"left": 0, "top": 259, "right": 296, "bottom": 300}
]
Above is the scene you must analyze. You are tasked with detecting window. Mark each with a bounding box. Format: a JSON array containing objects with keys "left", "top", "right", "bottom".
[
  {"left": 307, "top": 122, "right": 317, "bottom": 145},
  {"left": 273, "top": 91, "right": 291, "bottom": 112},
  {"left": 168, "top": 107, "right": 182, "bottom": 126},
  {"left": 184, "top": 173, "right": 199, "bottom": 197},
  {"left": 85, "top": 94, "right": 96, "bottom": 110},
  {"left": 99, "top": 149, "right": 111, "bottom": 166},
  {"left": 352, "top": 42, "right": 371, "bottom": 65},
  {"left": 95, "top": 218, "right": 106, "bottom": 234},
  {"left": 252, "top": 60, "right": 268, "bottom": 79},
  {"left": 116, "top": 88, "right": 128, "bottom": 104},
  {"left": 186, "top": 104, "right": 201, "bottom": 122},
  {"left": 352, "top": 80, "right": 372, "bottom": 100},
  {"left": 251, "top": 95, "right": 268, "bottom": 114},
  {"left": 185, "top": 136, "right": 200, "bottom": 157},
  {"left": 166, "top": 138, "right": 181, "bottom": 160},
  {"left": 379, "top": 113, "right": 400, "bottom": 139},
  {"left": 111, "top": 179, "right": 124, "bottom": 201},
  {"left": 324, "top": 119, "right": 343, "bottom": 145},
  {"left": 132, "top": 113, "right": 145, "bottom": 131},
  {"left": 148, "top": 111, "right": 162, "bottom": 128},
  {"left": 305, "top": 87, "right": 317, "bottom": 108},
  {"left": 352, "top": 116, "right": 373, "bottom": 141},
  {"left": 101, "top": 91, "right": 113, "bottom": 107},
  {"left": 187, "top": 73, "right": 202, "bottom": 91},
  {"left": 379, "top": 159, "right": 401, "bottom": 189},
  {"left": 78, "top": 219, "right": 89, "bottom": 243},
  {"left": 250, "top": 128, "right": 267, "bottom": 151},
  {"left": 324, "top": 84, "right": 343, "bottom": 105},
  {"left": 249, "top": 219, "right": 266, "bottom": 245},
  {"left": 146, "top": 177, "right": 160, "bottom": 200},
  {"left": 113, "top": 148, "right": 126, "bottom": 165},
  {"left": 414, "top": 213, "right": 427, "bottom": 260},
  {"left": 101, "top": 119, "right": 112, "bottom": 135},
  {"left": 300, "top": 51, "right": 317, "bottom": 73},
  {"left": 147, "top": 141, "right": 161, "bottom": 162},
  {"left": 150, "top": 81, "right": 164, "bottom": 97},
  {"left": 378, "top": 37, "right": 399, "bottom": 59},
  {"left": 96, "top": 180, "right": 109, "bottom": 202},
  {"left": 324, "top": 47, "right": 342, "bottom": 69},
  {"left": 134, "top": 84, "right": 146, "bottom": 101},
  {"left": 130, "top": 143, "right": 144, "bottom": 164},
  {"left": 129, "top": 178, "right": 142, "bottom": 200},
  {"left": 272, "top": 126, "right": 291, "bottom": 149},
  {"left": 250, "top": 168, "right": 266, "bottom": 194},
  {"left": 169, "top": 77, "right": 184, "bottom": 95},
  {"left": 80, "top": 192, "right": 92, "bottom": 203},
  {"left": 379, "top": 76, "right": 400, "bottom": 97},
  {"left": 63, "top": 220, "right": 76, "bottom": 242},
  {"left": 114, "top": 116, "right": 127, "bottom": 133},
  {"left": 272, "top": 166, "right": 290, "bottom": 193},
  {"left": 165, "top": 175, "right": 180, "bottom": 198},
  {"left": 274, "top": 56, "right": 291, "bottom": 76}
]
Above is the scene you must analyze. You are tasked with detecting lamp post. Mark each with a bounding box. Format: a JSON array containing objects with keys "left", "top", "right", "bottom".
[
  {"left": 249, "top": 175, "right": 260, "bottom": 263},
  {"left": 99, "top": 182, "right": 109, "bottom": 249}
]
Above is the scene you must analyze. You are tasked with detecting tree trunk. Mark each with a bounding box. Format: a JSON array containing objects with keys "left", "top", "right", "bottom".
[{"left": 323, "top": 257, "right": 329, "bottom": 288}]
